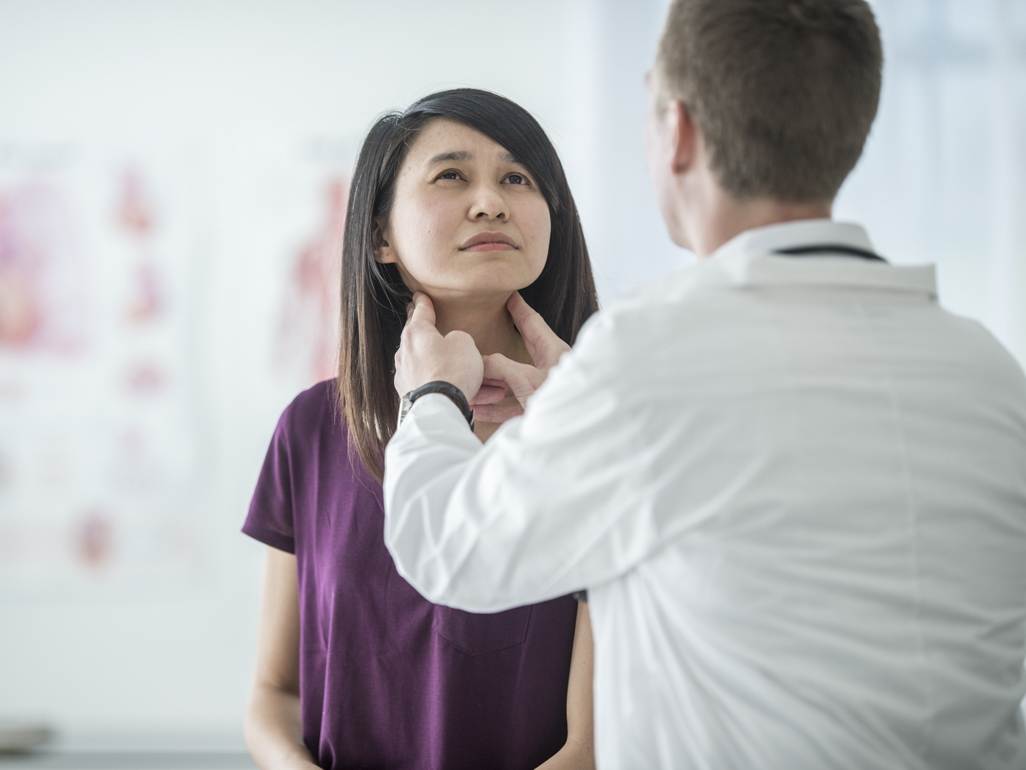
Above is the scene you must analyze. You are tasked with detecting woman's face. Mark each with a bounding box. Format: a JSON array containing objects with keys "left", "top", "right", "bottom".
[{"left": 374, "top": 119, "right": 551, "bottom": 300}]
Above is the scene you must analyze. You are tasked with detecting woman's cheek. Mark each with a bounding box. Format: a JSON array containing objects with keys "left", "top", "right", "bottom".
[
  {"left": 401, "top": 211, "right": 449, "bottom": 282},
  {"left": 528, "top": 211, "right": 552, "bottom": 279}
]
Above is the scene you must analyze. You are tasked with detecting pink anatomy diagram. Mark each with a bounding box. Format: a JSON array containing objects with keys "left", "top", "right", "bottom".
[
  {"left": 0, "top": 179, "right": 85, "bottom": 353},
  {"left": 118, "top": 168, "right": 165, "bottom": 326},
  {"left": 1, "top": 155, "right": 354, "bottom": 590},
  {"left": 0, "top": 162, "right": 200, "bottom": 587},
  {"left": 274, "top": 177, "right": 349, "bottom": 385}
]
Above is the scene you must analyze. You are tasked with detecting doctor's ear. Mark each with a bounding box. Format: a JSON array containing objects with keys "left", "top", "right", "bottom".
[
  {"left": 669, "top": 99, "right": 698, "bottom": 175},
  {"left": 372, "top": 217, "right": 398, "bottom": 264}
]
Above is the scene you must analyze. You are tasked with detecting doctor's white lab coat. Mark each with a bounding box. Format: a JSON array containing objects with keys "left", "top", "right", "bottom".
[{"left": 384, "top": 219, "right": 1026, "bottom": 770}]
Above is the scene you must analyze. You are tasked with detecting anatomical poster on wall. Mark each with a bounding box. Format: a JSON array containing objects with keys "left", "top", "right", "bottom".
[
  {"left": 0, "top": 146, "right": 209, "bottom": 591},
  {"left": 0, "top": 137, "right": 354, "bottom": 595}
]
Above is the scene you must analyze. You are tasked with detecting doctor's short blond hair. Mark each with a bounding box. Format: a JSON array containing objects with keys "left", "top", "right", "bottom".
[{"left": 656, "top": 0, "right": 882, "bottom": 204}]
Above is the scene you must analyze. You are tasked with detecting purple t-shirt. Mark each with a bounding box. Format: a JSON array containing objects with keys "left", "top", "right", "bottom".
[{"left": 243, "top": 381, "right": 578, "bottom": 770}]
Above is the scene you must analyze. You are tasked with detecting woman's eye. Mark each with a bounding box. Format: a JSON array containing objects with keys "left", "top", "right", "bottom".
[
  {"left": 437, "top": 170, "right": 463, "bottom": 181},
  {"left": 504, "top": 173, "right": 529, "bottom": 185}
]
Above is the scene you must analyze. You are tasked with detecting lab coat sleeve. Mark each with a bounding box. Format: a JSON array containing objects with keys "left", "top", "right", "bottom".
[{"left": 383, "top": 312, "right": 660, "bottom": 612}]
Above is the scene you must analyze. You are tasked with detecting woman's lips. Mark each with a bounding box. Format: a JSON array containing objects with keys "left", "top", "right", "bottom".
[
  {"left": 460, "top": 231, "right": 517, "bottom": 251},
  {"left": 461, "top": 242, "right": 516, "bottom": 252}
]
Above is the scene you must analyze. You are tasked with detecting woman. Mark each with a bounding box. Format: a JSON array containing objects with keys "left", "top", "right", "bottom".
[{"left": 243, "top": 89, "right": 599, "bottom": 770}]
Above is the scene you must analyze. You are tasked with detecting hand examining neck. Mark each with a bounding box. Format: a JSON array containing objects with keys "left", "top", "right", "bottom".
[
  {"left": 427, "top": 291, "right": 535, "bottom": 442},
  {"left": 393, "top": 291, "right": 570, "bottom": 438},
  {"left": 392, "top": 292, "right": 527, "bottom": 433}
]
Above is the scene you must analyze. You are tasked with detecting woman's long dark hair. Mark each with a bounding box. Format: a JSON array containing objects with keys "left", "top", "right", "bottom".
[{"left": 338, "top": 88, "right": 599, "bottom": 481}]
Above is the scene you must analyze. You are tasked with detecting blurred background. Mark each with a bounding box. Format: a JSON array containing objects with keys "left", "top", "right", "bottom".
[{"left": 0, "top": 0, "right": 1024, "bottom": 760}]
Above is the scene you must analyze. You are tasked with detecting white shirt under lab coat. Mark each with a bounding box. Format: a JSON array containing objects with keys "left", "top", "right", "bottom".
[{"left": 383, "top": 219, "right": 1026, "bottom": 769}]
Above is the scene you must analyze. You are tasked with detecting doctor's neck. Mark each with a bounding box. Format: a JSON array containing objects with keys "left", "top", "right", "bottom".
[
  {"left": 669, "top": 137, "right": 832, "bottom": 258},
  {"left": 428, "top": 291, "right": 526, "bottom": 360},
  {"left": 683, "top": 185, "right": 832, "bottom": 259}
]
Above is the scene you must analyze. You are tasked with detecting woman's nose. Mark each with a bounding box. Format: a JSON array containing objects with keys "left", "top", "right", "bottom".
[{"left": 468, "top": 183, "right": 509, "bottom": 221}]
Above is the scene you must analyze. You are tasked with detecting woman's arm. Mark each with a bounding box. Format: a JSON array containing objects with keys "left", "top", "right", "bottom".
[
  {"left": 244, "top": 546, "right": 320, "bottom": 770},
  {"left": 535, "top": 601, "right": 596, "bottom": 770}
]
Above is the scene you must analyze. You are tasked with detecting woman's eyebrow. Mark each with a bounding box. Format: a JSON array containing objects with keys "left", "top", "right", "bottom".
[
  {"left": 428, "top": 150, "right": 472, "bottom": 166},
  {"left": 426, "top": 150, "right": 523, "bottom": 166}
]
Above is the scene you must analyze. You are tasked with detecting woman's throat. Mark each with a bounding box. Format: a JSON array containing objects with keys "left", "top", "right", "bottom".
[{"left": 430, "top": 298, "right": 527, "bottom": 362}]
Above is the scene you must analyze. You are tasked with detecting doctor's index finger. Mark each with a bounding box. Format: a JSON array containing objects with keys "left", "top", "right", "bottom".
[
  {"left": 507, "top": 291, "right": 568, "bottom": 360},
  {"left": 481, "top": 352, "right": 524, "bottom": 381},
  {"left": 407, "top": 291, "right": 437, "bottom": 330}
]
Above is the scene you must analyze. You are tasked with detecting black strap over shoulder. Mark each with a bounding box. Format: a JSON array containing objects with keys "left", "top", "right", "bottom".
[{"left": 775, "top": 244, "right": 886, "bottom": 262}]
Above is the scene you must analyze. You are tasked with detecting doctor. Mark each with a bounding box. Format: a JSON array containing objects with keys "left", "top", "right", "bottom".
[{"left": 384, "top": 0, "right": 1026, "bottom": 767}]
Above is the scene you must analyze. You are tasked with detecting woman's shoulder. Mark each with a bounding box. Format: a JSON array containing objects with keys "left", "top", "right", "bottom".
[
  {"left": 285, "top": 378, "right": 337, "bottom": 417},
  {"left": 275, "top": 379, "right": 383, "bottom": 487},
  {"left": 272, "top": 379, "right": 355, "bottom": 462}
]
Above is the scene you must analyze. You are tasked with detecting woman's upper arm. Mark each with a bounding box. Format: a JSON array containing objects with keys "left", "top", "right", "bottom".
[
  {"left": 534, "top": 601, "right": 596, "bottom": 770},
  {"left": 253, "top": 545, "right": 301, "bottom": 693},
  {"left": 565, "top": 601, "right": 595, "bottom": 757}
]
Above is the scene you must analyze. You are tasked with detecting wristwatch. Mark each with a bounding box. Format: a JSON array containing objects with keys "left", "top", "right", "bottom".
[{"left": 399, "top": 381, "right": 475, "bottom": 430}]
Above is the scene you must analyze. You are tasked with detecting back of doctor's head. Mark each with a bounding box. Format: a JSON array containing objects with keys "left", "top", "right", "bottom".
[{"left": 656, "top": 0, "right": 882, "bottom": 203}]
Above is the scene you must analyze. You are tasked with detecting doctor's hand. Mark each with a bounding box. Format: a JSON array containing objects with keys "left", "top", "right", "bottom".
[
  {"left": 471, "top": 292, "right": 571, "bottom": 423},
  {"left": 394, "top": 292, "right": 499, "bottom": 406}
]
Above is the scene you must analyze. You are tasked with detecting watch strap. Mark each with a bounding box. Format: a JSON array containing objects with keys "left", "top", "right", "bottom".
[{"left": 404, "top": 381, "right": 475, "bottom": 430}]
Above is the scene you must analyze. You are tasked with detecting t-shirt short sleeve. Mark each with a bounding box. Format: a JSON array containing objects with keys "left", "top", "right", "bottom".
[{"left": 243, "top": 406, "right": 297, "bottom": 554}]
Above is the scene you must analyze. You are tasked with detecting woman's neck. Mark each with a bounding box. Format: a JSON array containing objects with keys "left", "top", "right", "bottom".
[
  {"left": 430, "top": 292, "right": 528, "bottom": 362},
  {"left": 427, "top": 291, "right": 531, "bottom": 443}
]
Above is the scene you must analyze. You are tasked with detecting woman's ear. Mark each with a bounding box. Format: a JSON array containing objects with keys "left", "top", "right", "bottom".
[{"left": 372, "top": 217, "right": 398, "bottom": 264}]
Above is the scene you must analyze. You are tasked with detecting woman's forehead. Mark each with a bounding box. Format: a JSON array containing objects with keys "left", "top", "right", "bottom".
[{"left": 407, "top": 118, "right": 516, "bottom": 166}]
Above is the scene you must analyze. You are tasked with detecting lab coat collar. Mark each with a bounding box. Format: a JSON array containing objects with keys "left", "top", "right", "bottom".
[{"left": 708, "top": 218, "right": 937, "bottom": 299}]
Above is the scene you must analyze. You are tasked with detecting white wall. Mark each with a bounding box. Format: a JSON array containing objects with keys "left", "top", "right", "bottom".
[{"left": 838, "top": 0, "right": 1026, "bottom": 364}]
